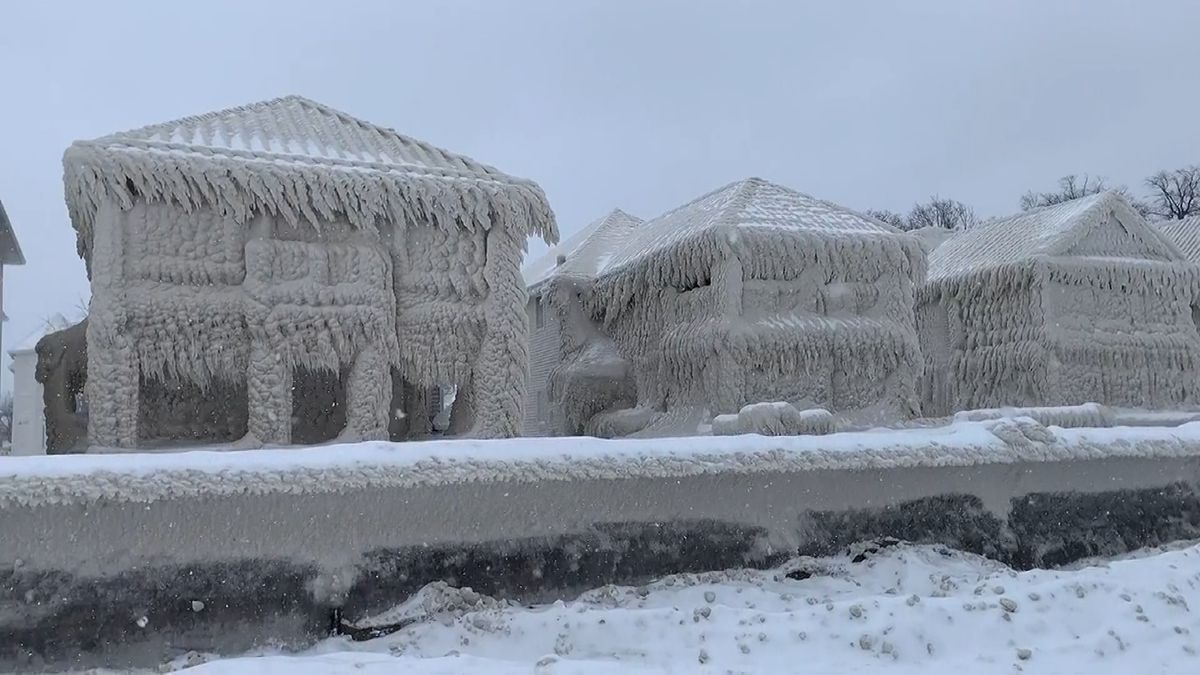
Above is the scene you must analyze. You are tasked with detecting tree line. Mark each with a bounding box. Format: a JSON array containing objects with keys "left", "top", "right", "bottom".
[{"left": 869, "top": 164, "right": 1200, "bottom": 231}]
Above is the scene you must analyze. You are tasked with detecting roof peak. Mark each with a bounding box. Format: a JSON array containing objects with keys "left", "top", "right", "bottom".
[
  {"left": 929, "top": 190, "right": 1173, "bottom": 281},
  {"left": 523, "top": 207, "right": 643, "bottom": 287},
  {"left": 598, "top": 178, "right": 907, "bottom": 277}
]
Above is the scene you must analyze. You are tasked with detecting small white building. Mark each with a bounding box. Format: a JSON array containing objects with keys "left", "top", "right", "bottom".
[
  {"left": 7, "top": 315, "right": 71, "bottom": 456},
  {"left": 0, "top": 200, "right": 26, "bottom": 368},
  {"left": 0, "top": 200, "right": 27, "bottom": 455}
]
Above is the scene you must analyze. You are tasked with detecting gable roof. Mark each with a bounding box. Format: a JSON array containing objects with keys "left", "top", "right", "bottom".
[
  {"left": 601, "top": 177, "right": 902, "bottom": 276},
  {"left": 63, "top": 95, "right": 556, "bottom": 263},
  {"left": 0, "top": 200, "right": 26, "bottom": 265},
  {"left": 927, "top": 191, "right": 1182, "bottom": 282},
  {"left": 523, "top": 208, "right": 642, "bottom": 289},
  {"left": 1155, "top": 215, "right": 1200, "bottom": 263}
]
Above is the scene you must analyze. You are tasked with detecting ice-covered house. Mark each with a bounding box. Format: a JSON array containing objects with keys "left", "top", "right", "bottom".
[
  {"left": 521, "top": 209, "right": 642, "bottom": 435},
  {"left": 582, "top": 178, "right": 926, "bottom": 428},
  {"left": 1156, "top": 215, "right": 1200, "bottom": 263},
  {"left": 918, "top": 191, "right": 1200, "bottom": 416},
  {"left": 62, "top": 96, "right": 556, "bottom": 448}
]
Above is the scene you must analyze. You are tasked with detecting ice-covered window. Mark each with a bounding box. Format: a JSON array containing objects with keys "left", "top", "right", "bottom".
[
  {"left": 535, "top": 297, "right": 546, "bottom": 329},
  {"left": 537, "top": 390, "right": 548, "bottom": 421}
]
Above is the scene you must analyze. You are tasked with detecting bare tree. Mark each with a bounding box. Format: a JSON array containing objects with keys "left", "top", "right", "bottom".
[
  {"left": 1021, "top": 174, "right": 1150, "bottom": 215},
  {"left": 865, "top": 209, "right": 909, "bottom": 230},
  {"left": 907, "top": 197, "right": 977, "bottom": 231},
  {"left": 1145, "top": 165, "right": 1200, "bottom": 220}
]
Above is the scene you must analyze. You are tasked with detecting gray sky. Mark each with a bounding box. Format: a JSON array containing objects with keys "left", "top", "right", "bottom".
[{"left": 1, "top": 0, "right": 1198, "bottom": 392}]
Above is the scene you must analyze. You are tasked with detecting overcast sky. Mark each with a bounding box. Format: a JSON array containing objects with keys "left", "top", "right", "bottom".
[{"left": 1, "top": 0, "right": 1198, "bottom": 392}]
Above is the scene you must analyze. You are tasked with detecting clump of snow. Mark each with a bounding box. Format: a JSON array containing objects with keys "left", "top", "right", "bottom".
[
  {"left": 713, "top": 402, "right": 835, "bottom": 436},
  {"left": 955, "top": 403, "right": 1115, "bottom": 429},
  {"left": 161, "top": 541, "right": 1200, "bottom": 674},
  {"left": 352, "top": 582, "right": 511, "bottom": 631}
]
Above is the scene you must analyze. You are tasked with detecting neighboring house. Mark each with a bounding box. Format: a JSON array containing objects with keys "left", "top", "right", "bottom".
[
  {"left": 8, "top": 314, "right": 72, "bottom": 455},
  {"left": 1154, "top": 215, "right": 1200, "bottom": 263},
  {"left": 0, "top": 200, "right": 27, "bottom": 383},
  {"left": 521, "top": 209, "right": 641, "bottom": 435},
  {"left": 583, "top": 177, "right": 926, "bottom": 427},
  {"left": 919, "top": 191, "right": 1200, "bottom": 416},
  {"left": 61, "top": 95, "right": 556, "bottom": 448}
]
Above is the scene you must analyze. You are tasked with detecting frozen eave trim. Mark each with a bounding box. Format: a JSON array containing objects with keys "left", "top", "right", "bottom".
[{"left": 63, "top": 142, "right": 558, "bottom": 265}]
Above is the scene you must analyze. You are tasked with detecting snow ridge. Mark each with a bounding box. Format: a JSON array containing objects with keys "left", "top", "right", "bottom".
[{"left": 4, "top": 420, "right": 1200, "bottom": 508}]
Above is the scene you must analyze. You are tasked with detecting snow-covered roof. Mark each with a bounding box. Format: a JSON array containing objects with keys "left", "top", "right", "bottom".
[
  {"left": 523, "top": 209, "right": 642, "bottom": 289},
  {"left": 908, "top": 225, "right": 955, "bottom": 254},
  {"left": 8, "top": 314, "right": 72, "bottom": 356},
  {"left": 1154, "top": 216, "right": 1200, "bottom": 263},
  {"left": 601, "top": 178, "right": 902, "bottom": 276},
  {"left": 63, "top": 95, "right": 557, "bottom": 263},
  {"left": 927, "top": 191, "right": 1182, "bottom": 282}
]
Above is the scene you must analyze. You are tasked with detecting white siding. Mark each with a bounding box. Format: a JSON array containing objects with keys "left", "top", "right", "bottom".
[
  {"left": 523, "top": 292, "right": 562, "bottom": 435},
  {"left": 9, "top": 349, "right": 45, "bottom": 455}
]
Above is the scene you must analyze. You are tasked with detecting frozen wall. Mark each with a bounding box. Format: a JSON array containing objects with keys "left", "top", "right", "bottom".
[
  {"left": 916, "top": 270, "right": 1044, "bottom": 416},
  {"left": 8, "top": 348, "right": 44, "bottom": 455},
  {"left": 1039, "top": 260, "right": 1200, "bottom": 407},
  {"left": 81, "top": 197, "right": 532, "bottom": 448},
  {"left": 546, "top": 279, "right": 635, "bottom": 434},
  {"left": 590, "top": 231, "right": 924, "bottom": 423},
  {"left": 522, "top": 292, "right": 560, "bottom": 436}
]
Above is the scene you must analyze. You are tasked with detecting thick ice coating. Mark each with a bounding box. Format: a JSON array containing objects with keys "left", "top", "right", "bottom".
[
  {"left": 919, "top": 191, "right": 1200, "bottom": 416},
  {"left": 62, "top": 95, "right": 557, "bottom": 447}
]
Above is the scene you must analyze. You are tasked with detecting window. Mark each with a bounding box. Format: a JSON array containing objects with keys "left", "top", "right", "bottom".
[
  {"left": 535, "top": 297, "right": 546, "bottom": 329},
  {"left": 536, "top": 391, "right": 548, "bottom": 421}
]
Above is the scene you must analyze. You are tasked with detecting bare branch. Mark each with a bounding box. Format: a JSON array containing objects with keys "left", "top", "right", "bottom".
[
  {"left": 907, "top": 196, "right": 977, "bottom": 231},
  {"left": 865, "top": 209, "right": 910, "bottom": 230},
  {"left": 1146, "top": 166, "right": 1200, "bottom": 220}
]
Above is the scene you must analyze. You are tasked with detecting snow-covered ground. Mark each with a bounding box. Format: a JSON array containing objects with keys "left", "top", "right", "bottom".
[{"left": 118, "top": 541, "right": 1199, "bottom": 674}]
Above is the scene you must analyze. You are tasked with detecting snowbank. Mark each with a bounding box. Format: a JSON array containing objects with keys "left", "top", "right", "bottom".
[
  {"left": 159, "top": 541, "right": 1200, "bottom": 674},
  {"left": 5, "top": 418, "right": 1200, "bottom": 508},
  {"left": 6, "top": 419, "right": 1200, "bottom": 671}
]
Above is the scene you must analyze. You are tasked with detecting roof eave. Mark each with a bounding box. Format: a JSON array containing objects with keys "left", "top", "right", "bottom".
[{"left": 0, "top": 201, "right": 25, "bottom": 266}]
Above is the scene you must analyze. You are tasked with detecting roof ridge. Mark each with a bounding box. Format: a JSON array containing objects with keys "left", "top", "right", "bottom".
[
  {"left": 98, "top": 95, "right": 301, "bottom": 142},
  {"left": 639, "top": 178, "right": 750, "bottom": 225},
  {"left": 90, "top": 95, "right": 500, "bottom": 178},
  {"left": 720, "top": 177, "right": 765, "bottom": 228}
]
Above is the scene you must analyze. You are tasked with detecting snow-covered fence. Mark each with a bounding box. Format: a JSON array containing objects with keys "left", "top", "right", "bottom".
[{"left": 3, "top": 419, "right": 1200, "bottom": 670}]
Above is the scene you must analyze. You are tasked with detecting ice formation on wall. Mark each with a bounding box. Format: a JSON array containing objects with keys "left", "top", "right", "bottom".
[
  {"left": 580, "top": 178, "right": 926, "bottom": 427},
  {"left": 34, "top": 319, "right": 88, "bottom": 453},
  {"left": 520, "top": 207, "right": 643, "bottom": 432},
  {"left": 62, "top": 96, "right": 557, "bottom": 448},
  {"left": 919, "top": 191, "right": 1200, "bottom": 416}
]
